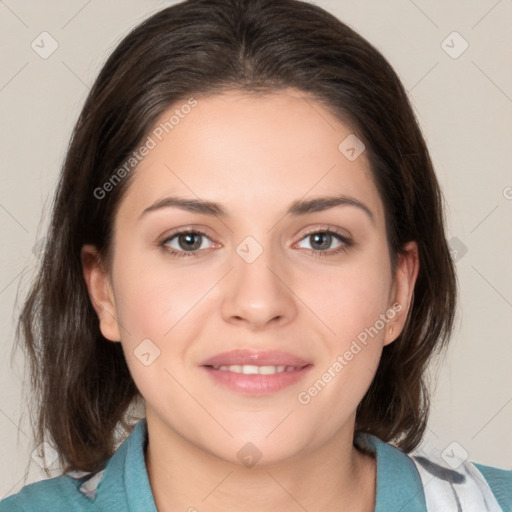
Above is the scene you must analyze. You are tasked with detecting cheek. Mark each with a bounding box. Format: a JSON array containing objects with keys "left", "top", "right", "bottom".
[
  {"left": 297, "top": 272, "right": 390, "bottom": 427},
  {"left": 109, "top": 247, "right": 227, "bottom": 395},
  {"left": 306, "top": 253, "right": 392, "bottom": 341},
  {"left": 298, "top": 244, "right": 393, "bottom": 404},
  {"left": 111, "top": 247, "right": 215, "bottom": 341}
]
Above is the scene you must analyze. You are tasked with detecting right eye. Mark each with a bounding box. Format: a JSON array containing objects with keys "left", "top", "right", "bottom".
[{"left": 160, "top": 229, "right": 217, "bottom": 258}]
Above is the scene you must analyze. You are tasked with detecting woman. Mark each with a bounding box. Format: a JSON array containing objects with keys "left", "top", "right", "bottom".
[{"left": 2, "top": 0, "right": 510, "bottom": 510}]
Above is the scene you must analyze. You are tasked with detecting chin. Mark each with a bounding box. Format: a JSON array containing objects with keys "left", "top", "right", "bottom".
[{"left": 197, "top": 426, "right": 311, "bottom": 468}]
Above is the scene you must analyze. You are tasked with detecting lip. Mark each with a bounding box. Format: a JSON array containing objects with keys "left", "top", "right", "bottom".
[
  {"left": 200, "top": 349, "right": 311, "bottom": 368},
  {"left": 200, "top": 349, "right": 313, "bottom": 396}
]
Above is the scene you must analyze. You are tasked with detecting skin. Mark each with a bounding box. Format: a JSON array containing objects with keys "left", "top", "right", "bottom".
[{"left": 82, "top": 88, "right": 419, "bottom": 512}]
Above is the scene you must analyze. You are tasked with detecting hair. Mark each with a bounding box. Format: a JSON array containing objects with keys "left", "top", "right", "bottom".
[{"left": 15, "top": 0, "right": 457, "bottom": 474}]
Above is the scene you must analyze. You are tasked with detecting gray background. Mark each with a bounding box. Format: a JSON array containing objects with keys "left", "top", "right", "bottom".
[{"left": 1, "top": 0, "right": 511, "bottom": 497}]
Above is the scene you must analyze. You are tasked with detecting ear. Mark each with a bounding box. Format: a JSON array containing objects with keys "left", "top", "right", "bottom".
[
  {"left": 81, "top": 244, "right": 121, "bottom": 342},
  {"left": 383, "top": 241, "right": 419, "bottom": 346}
]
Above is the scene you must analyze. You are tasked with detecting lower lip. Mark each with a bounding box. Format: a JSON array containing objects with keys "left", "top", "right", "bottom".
[{"left": 201, "top": 365, "right": 313, "bottom": 395}]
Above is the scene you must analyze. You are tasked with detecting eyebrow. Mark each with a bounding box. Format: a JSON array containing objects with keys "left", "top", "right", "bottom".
[{"left": 139, "top": 194, "right": 375, "bottom": 224}]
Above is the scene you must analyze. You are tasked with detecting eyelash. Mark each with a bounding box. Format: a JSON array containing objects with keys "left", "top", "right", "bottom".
[{"left": 159, "top": 227, "right": 352, "bottom": 259}]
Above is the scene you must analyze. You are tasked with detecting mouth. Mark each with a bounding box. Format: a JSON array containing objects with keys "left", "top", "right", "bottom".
[
  {"left": 208, "top": 364, "right": 304, "bottom": 374},
  {"left": 200, "top": 349, "right": 313, "bottom": 395}
]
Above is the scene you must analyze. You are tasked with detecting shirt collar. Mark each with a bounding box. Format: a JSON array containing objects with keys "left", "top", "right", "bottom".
[
  {"left": 354, "top": 430, "right": 427, "bottom": 512},
  {"left": 92, "top": 418, "right": 157, "bottom": 511}
]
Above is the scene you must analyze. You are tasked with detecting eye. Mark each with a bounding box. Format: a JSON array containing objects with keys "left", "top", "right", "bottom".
[
  {"left": 296, "top": 229, "right": 352, "bottom": 257},
  {"left": 160, "top": 229, "right": 215, "bottom": 258}
]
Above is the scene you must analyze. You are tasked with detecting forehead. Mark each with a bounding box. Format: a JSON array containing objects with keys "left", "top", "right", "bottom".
[{"left": 119, "top": 88, "right": 385, "bottom": 225}]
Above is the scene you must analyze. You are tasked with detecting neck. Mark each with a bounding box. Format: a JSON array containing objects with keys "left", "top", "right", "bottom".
[{"left": 144, "top": 410, "right": 376, "bottom": 512}]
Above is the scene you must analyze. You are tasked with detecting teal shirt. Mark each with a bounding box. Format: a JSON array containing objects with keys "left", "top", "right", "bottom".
[{"left": 1, "top": 419, "right": 511, "bottom": 511}]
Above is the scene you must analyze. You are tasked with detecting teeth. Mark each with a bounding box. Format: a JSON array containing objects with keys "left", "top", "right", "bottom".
[{"left": 213, "top": 364, "right": 298, "bottom": 374}]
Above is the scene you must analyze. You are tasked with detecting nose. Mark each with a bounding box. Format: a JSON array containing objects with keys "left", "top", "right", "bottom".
[{"left": 220, "top": 243, "right": 298, "bottom": 330}]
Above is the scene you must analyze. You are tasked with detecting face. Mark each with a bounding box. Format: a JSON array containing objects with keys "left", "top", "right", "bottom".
[{"left": 83, "top": 88, "right": 418, "bottom": 465}]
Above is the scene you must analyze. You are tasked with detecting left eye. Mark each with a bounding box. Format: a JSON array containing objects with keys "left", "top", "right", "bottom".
[{"left": 296, "top": 231, "right": 349, "bottom": 252}]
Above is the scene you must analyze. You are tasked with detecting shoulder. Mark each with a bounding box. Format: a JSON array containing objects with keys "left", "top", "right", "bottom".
[
  {"left": 357, "top": 431, "right": 511, "bottom": 511},
  {"left": 0, "top": 473, "right": 97, "bottom": 511},
  {"left": 408, "top": 441, "right": 511, "bottom": 512},
  {"left": 473, "top": 461, "right": 512, "bottom": 512},
  {"left": 0, "top": 419, "right": 152, "bottom": 512}
]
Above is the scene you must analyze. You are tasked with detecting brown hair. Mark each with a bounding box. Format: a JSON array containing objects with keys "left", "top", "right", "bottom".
[{"left": 15, "top": 0, "right": 457, "bottom": 474}]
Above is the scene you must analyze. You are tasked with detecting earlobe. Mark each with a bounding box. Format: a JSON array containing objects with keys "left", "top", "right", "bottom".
[
  {"left": 384, "top": 241, "right": 419, "bottom": 346},
  {"left": 81, "top": 244, "right": 121, "bottom": 342}
]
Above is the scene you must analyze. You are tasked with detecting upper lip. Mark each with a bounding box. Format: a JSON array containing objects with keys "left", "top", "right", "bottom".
[{"left": 200, "top": 349, "right": 311, "bottom": 368}]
